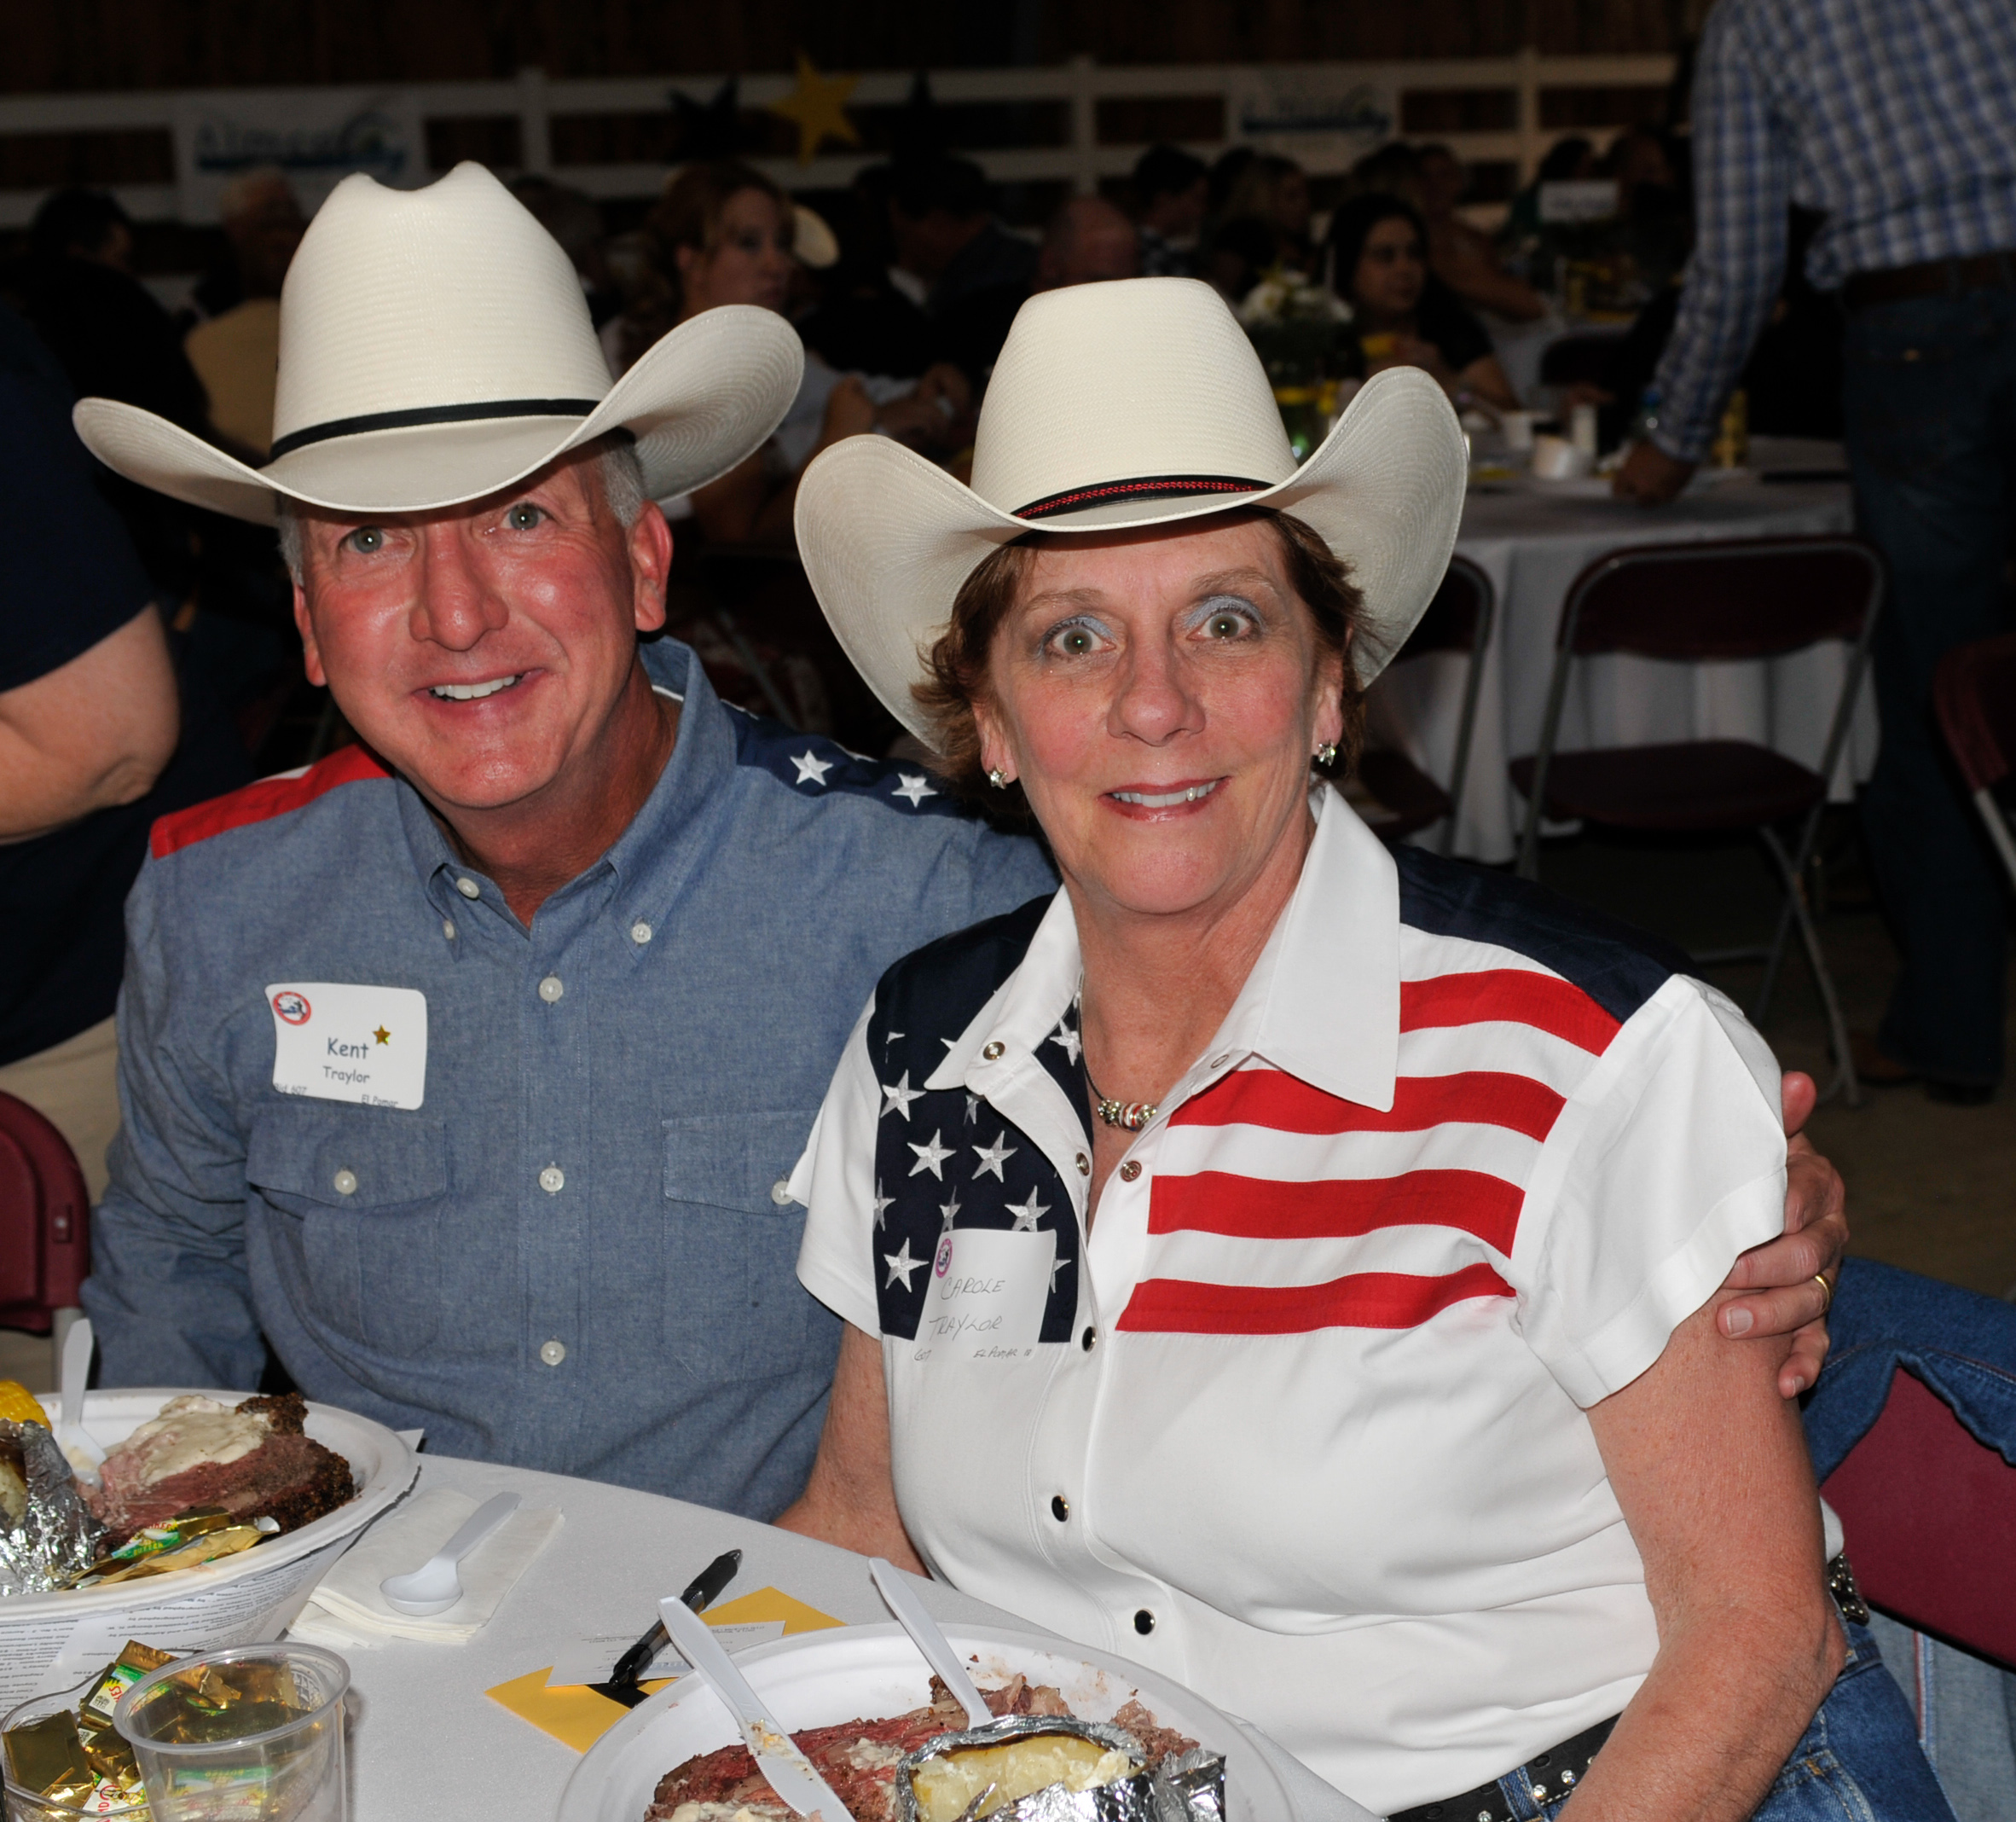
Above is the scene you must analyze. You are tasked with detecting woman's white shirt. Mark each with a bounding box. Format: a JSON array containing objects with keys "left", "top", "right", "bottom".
[{"left": 791, "top": 793, "right": 1792, "bottom": 1814}]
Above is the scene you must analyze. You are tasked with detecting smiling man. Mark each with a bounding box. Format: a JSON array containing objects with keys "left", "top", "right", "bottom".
[{"left": 67, "top": 165, "right": 1057, "bottom": 1517}]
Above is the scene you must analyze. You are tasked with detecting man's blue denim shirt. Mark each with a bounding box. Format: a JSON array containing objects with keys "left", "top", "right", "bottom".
[{"left": 84, "top": 638, "right": 1055, "bottom": 1518}]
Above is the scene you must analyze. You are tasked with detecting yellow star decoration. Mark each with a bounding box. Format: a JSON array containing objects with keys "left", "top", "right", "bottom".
[
  {"left": 373, "top": 1025, "right": 391, "bottom": 1045},
  {"left": 766, "top": 54, "right": 859, "bottom": 165}
]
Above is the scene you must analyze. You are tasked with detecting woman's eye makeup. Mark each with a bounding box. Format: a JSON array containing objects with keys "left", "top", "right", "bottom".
[
  {"left": 1187, "top": 594, "right": 1263, "bottom": 640},
  {"left": 1039, "top": 613, "right": 1111, "bottom": 658}
]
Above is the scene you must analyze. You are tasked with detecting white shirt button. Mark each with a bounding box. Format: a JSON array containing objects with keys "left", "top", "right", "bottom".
[
  {"left": 630, "top": 920, "right": 654, "bottom": 945},
  {"left": 539, "top": 1339, "right": 567, "bottom": 1367},
  {"left": 1119, "top": 1160, "right": 1142, "bottom": 1182},
  {"left": 332, "top": 1169, "right": 357, "bottom": 1197},
  {"left": 982, "top": 1040, "right": 1005, "bottom": 1061},
  {"left": 539, "top": 1165, "right": 565, "bottom": 1194},
  {"left": 770, "top": 1178, "right": 794, "bottom": 1205},
  {"left": 537, "top": 975, "right": 564, "bottom": 1003},
  {"left": 442, "top": 920, "right": 456, "bottom": 941},
  {"left": 455, "top": 876, "right": 481, "bottom": 899},
  {"left": 1075, "top": 1152, "right": 1090, "bottom": 1175}
]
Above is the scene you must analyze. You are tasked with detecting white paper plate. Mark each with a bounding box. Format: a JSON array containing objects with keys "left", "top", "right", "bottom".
[
  {"left": 559, "top": 1622, "right": 1294, "bottom": 1822},
  {"left": 0, "top": 1388, "right": 415, "bottom": 1700}
]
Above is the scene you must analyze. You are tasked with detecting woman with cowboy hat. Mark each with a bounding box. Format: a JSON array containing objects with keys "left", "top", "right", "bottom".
[{"left": 777, "top": 279, "right": 1947, "bottom": 1820}]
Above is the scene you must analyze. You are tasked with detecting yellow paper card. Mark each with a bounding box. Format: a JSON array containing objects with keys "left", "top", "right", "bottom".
[{"left": 485, "top": 1587, "right": 846, "bottom": 1753}]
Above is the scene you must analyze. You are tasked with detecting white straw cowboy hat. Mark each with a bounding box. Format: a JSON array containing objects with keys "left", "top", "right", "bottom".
[
  {"left": 73, "top": 161, "right": 803, "bottom": 525},
  {"left": 794, "top": 276, "right": 1467, "bottom": 745}
]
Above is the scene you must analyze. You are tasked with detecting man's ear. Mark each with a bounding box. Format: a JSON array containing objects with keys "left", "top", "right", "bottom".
[
  {"left": 629, "top": 504, "right": 674, "bottom": 635},
  {"left": 293, "top": 581, "right": 327, "bottom": 688}
]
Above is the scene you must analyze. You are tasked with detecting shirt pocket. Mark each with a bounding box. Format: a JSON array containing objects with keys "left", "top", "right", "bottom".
[
  {"left": 246, "top": 1100, "right": 451, "bottom": 1355},
  {"left": 661, "top": 1111, "right": 832, "bottom": 1373}
]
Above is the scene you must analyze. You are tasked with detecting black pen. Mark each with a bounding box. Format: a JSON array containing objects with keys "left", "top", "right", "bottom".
[{"left": 597, "top": 1547, "right": 743, "bottom": 1700}]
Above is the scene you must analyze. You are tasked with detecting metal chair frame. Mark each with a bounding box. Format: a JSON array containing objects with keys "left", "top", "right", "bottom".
[
  {"left": 1367, "top": 554, "right": 1496, "bottom": 855},
  {"left": 1514, "top": 535, "right": 1884, "bottom": 1105}
]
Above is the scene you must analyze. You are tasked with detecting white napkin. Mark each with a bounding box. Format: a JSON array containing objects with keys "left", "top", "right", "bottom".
[{"left": 288, "top": 1486, "right": 561, "bottom": 1646}]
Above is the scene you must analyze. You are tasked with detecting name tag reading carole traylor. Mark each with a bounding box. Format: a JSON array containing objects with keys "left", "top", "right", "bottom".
[
  {"left": 911, "top": 1227, "right": 1055, "bottom": 1366},
  {"left": 266, "top": 983, "right": 427, "bottom": 1110}
]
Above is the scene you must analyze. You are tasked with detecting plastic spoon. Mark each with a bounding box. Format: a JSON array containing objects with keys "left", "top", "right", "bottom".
[
  {"left": 379, "top": 1490, "right": 521, "bottom": 1615},
  {"left": 56, "top": 1319, "right": 104, "bottom": 1485},
  {"left": 869, "top": 1556, "right": 993, "bottom": 1726}
]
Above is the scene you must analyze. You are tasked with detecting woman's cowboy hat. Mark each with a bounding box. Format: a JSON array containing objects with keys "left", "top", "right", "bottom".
[
  {"left": 794, "top": 276, "right": 1466, "bottom": 744},
  {"left": 73, "top": 161, "right": 803, "bottom": 525}
]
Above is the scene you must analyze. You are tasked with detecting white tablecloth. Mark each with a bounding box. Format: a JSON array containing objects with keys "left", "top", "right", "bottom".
[
  {"left": 1366, "top": 450, "right": 1864, "bottom": 864},
  {"left": 318, "top": 1454, "right": 1370, "bottom": 1822}
]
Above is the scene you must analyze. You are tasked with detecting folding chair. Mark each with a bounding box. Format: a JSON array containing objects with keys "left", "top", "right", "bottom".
[
  {"left": 0, "top": 1091, "right": 90, "bottom": 1343},
  {"left": 1821, "top": 1367, "right": 2016, "bottom": 1668},
  {"left": 1354, "top": 555, "right": 1495, "bottom": 854},
  {"left": 1509, "top": 536, "right": 1883, "bottom": 1105},
  {"left": 1932, "top": 631, "right": 2016, "bottom": 892}
]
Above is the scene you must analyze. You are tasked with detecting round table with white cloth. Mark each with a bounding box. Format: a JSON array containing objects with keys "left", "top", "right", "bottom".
[
  {"left": 302, "top": 1454, "right": 1375, "bottom": 1822},
  {"left": 1365, "top": 441, "right": 1864, "bottom": 864}
]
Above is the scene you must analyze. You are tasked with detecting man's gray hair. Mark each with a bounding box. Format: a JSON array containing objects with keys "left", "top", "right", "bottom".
[{"left": 275, "top": 436, "right": 648, "bottom": 584}]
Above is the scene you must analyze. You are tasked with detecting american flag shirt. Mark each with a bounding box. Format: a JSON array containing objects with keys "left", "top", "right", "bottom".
[
  {"left": 793, "top": 795, "right": 1793, "bottom": 1813},
  {"left": 1652, "top": 0, "right": 2016, "bottom": 457}
]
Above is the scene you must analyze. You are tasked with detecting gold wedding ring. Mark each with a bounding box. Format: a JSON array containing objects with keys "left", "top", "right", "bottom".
[{"left": 1813, "top": 1273, "right": 1834, "bottom": 1316}]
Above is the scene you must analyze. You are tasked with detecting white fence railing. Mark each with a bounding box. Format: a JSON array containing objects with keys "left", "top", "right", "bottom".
[{"left": 0, "top": 51, "right": 1677, "bottom": 229}]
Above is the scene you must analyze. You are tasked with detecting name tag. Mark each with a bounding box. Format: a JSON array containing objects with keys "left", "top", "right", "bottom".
[
  {"left": 266, "top": 982, "right": 428, "bottom": 1110},
  {"left": 910, "top": 1228, "right": 1055, "bottom": 1366}
]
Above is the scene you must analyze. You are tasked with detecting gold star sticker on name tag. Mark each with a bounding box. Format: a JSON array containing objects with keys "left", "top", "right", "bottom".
[
  {"left": 373, "top": 1025, "right": 391, "bottom": 1045},
  {"left": 767, "top": 54, "right": 860, "bottom": 164}
]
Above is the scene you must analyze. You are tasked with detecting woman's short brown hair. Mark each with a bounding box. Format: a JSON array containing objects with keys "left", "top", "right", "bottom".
[{"left": 912, "top": 510, "right": 1368, "bottom": 822}]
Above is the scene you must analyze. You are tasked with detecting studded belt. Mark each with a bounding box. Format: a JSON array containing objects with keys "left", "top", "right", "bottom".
[
  {"left": 1387, "top": 1715, "right": 1617, "bottom": 1822},
  {"left": 1386, "top": 1556, "right": 1870, "bottom": 1821}
]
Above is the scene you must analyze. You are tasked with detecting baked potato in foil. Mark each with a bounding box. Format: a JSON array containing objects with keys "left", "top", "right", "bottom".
[
  {"left": 895, "top": 1715, "right": 1225, "bottom": 1822},
  {"left": 0, "top": 1417, "right": 107, "bottom": 1595}
]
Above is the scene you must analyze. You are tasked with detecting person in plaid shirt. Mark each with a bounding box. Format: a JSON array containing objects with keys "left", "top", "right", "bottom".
[{"left": 1616, "top": 0, "right": 2016, "bottom": 1103}]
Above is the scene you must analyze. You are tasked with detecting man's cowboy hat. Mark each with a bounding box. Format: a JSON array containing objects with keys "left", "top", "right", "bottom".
[
  {"left": 794, "top": 276, "right": 1466, "bottom": 745},
  {"left": 73, "top": 161, "right": 803, "bottom": 525}
]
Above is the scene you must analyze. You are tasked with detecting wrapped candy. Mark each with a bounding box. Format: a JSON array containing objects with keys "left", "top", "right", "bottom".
[{"left": 0, "top": 1416, "right": 107, "bottom": 1595}]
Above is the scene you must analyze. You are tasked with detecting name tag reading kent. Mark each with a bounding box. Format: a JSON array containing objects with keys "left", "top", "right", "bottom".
[
  {"left": 266, "top": 983, "right": 428, "bottom": 1110},
  {"left": 911, "top": 1227, "right": 1056, "bottom": 1366}
]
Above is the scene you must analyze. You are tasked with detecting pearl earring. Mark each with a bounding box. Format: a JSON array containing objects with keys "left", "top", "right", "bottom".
[
  {"left": 987, "top": 768, "right": 1008, "bottom": 789},
  {"left": 1313, "top": 743, "right": 1339, "bottom": 768}
]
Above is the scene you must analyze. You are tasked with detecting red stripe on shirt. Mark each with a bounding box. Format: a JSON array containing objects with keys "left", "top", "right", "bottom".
[
  {"left": 1400, "top": 969, "right": 1619, "bottom": 1055},
  {"left": 151, "top": 744, "right": 391, "bottom": 858},
  {"left": 1149, "top": 1169, "right": 1524, "bottom": 1252},
  {"left": 1116, "top": 1262, "right": 1515, "bottom": 1334},
  {"left": 1169, "top": 1068, "right": 1566, "bottom": 1141}
]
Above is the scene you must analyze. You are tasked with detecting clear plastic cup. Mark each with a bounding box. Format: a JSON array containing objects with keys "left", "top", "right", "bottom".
[
  {"left": 112, "top": 1646, "right": 348, "bottom": 1822},
  {"left": 2, "top": 1677, "right": 148, "bottom": 1820}
]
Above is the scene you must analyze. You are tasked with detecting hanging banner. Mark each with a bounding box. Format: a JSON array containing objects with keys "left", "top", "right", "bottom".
[
  {"left": 172, "top": 88, "right": 426, "bottom": 222},
  {"left": 1230, "top": 68, "right": 1396, "bottom": 172}
]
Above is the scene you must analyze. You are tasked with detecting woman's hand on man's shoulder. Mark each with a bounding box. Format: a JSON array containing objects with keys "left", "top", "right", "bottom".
[{"left": 1718, "top": 1069, "right": 1845, "bottom": 1399}]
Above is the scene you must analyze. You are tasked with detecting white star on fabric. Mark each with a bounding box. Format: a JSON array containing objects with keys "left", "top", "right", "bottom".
[
  {"left": 971, "top": 1134, "right": 1017, "bottom": 1181},
  {"left": 1050, "top": 1255, "right": 1069, "bottom": 1292},
  {"left": 884, "top": 1030, "right": 906, "bottom": 1054},
  {"left": 892, "top": 773, "right": 938, "bottom": 808},
  {"left": 791, "top": 750, "right": 834, "bottom": 786},
  {"left": 1049, "top": 1018, "right": 1082, "bottom": 1065},
  {"left": 884, "top": 1240, "right": 924, "bottom": 1291},
  {"left": 1006, "top": 1191, "right": 1050, "bottom": 1233},
  {"left": 964, "top": 1092, "right": 981, "bottom": 1125},
  {"left": 908, "top": 1129, "right": 953, "bottom": 1178},
  {"left": 872, "top": 1181, "right": 894, "bottom": 1229},
  {"left": 880, "top": 1072, "right": 924, "bottom": 1121},
  {"left": 938, "top": 1192, "right": 962, "bottom": 1231}
]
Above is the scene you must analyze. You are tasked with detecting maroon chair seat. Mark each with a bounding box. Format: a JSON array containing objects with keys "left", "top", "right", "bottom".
[
  {"left": 1932, "top": 631, "right": 2016, "bottom": 892},
  {"left": 1509, "top": 740, "right": 1827, "bottom": 833},
  {"left": 0, "top": 1091, "right": 90, "bottom": 1335},
  {"left": 1357, "top": 749, "right": 1452, "bottom": 838},
  {"left": 1821, "top": 1368, "right": 2016, "bottom": 1668}
]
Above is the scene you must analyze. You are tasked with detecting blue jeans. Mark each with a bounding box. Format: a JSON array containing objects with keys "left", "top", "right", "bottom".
[
  {"left": 1840, "top": 283, "right": 2016, "bottom": 1086},
  {"left": 1481, "top": 1622, "right": 1952, "bottom": 1819}
]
